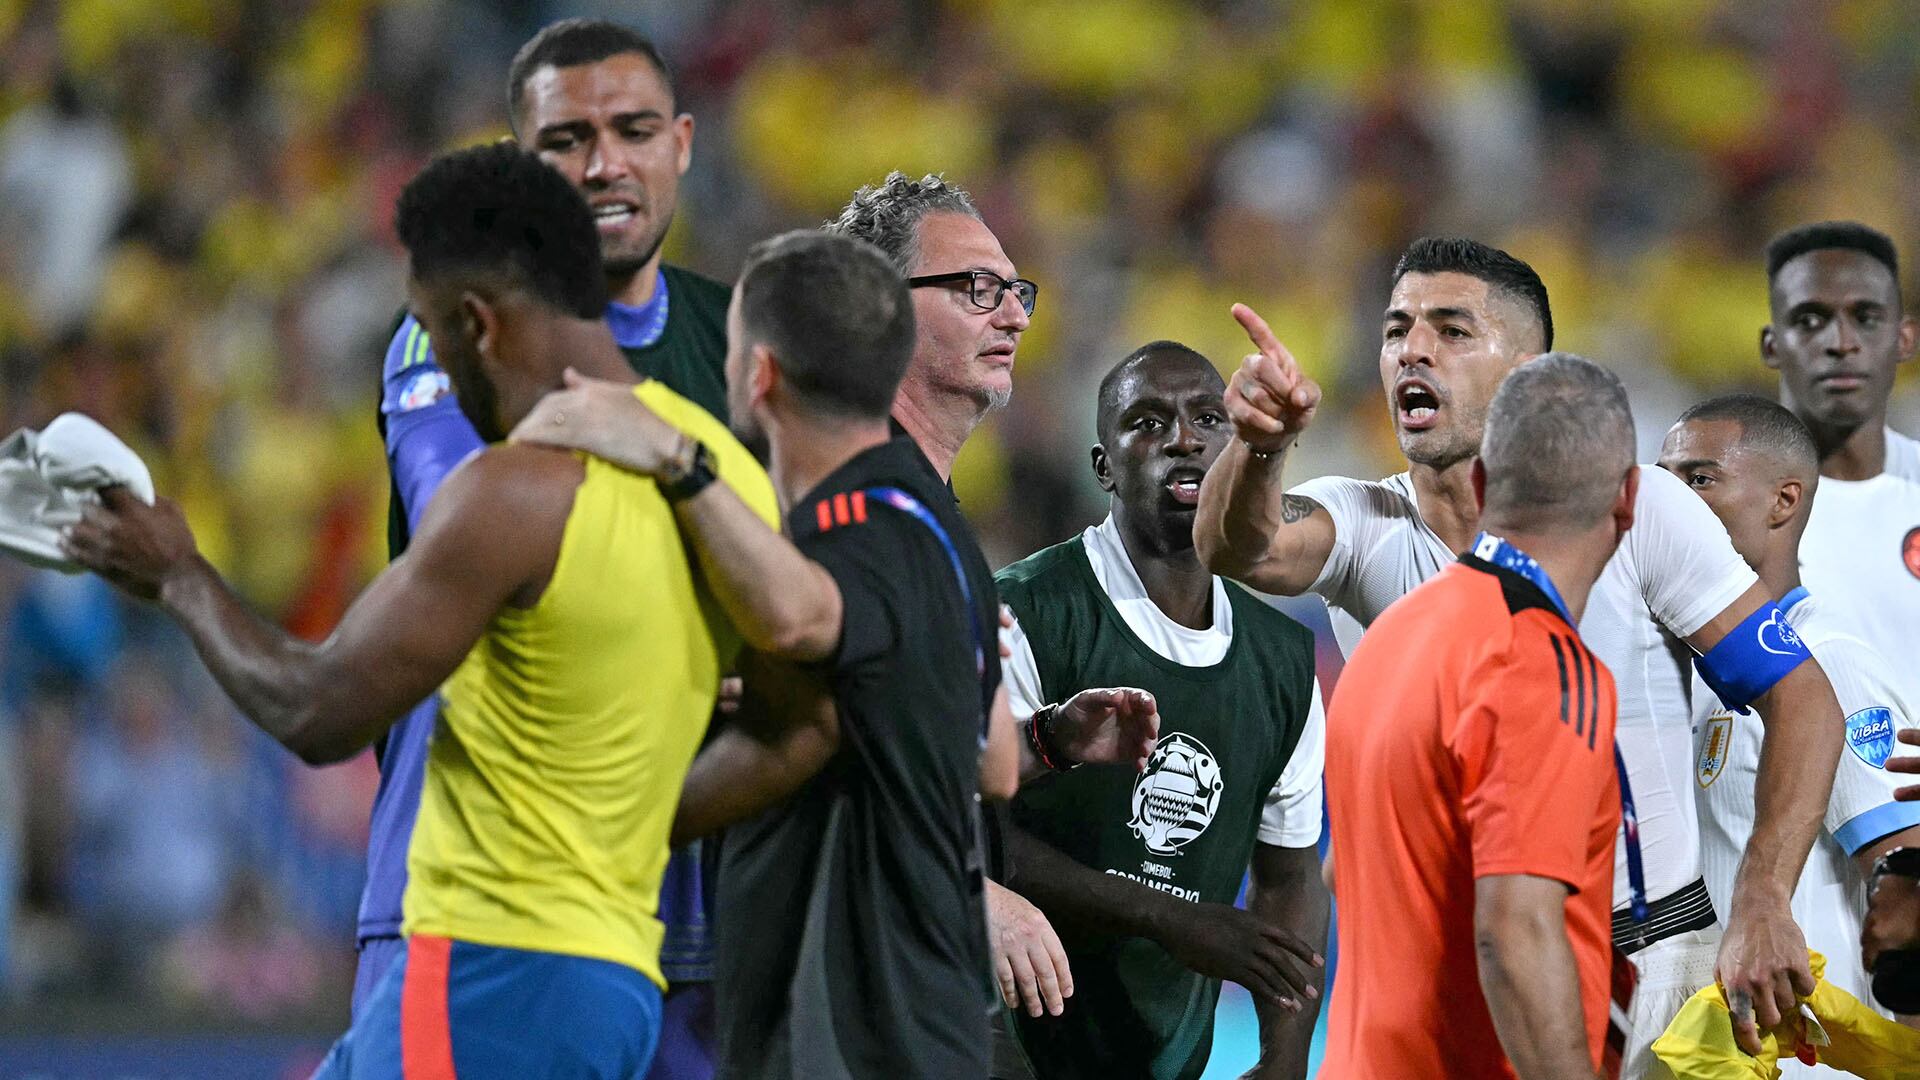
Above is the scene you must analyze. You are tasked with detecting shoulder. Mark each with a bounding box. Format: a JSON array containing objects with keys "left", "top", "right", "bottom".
[
  {"left": 635, "top": 380, "right": 778, "bottom": 526},
  {"left": 1289, "top": 471, "right": 1416, "bottom": 515},
  {"left": 994, "top": 536, "right": 1086, "bottom": 594},
  {"left": 1884, "top": 427, "right": 1920, "bottom": 482},
  {"left": 409, "top": 443, "right": 584, "bottom": 567}
]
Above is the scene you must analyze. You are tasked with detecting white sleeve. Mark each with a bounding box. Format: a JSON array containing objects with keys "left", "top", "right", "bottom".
[
  {"left": 1626, "top": 465, "right": 1759, "bottom": 640},
  {"left": 1258, "top": 677, "right": 1326, "bottom": 848},
  {"left": 999, "top": 609, "right": 1046, "bottom": 721},
  {"left": 1813, "top": 636, "right": 1920, "bottom": 854},
  {"left": 1290, "top": 475, "right": 1401, "bottom": 616}
]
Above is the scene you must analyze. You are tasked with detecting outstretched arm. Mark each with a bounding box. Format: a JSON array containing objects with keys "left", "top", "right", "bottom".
[
  {"left": 64, "top": 447, "right": 576, "bottom": 764},
  {"left": 1193, "top": 304, "right": 1336, "bottom": 595}
]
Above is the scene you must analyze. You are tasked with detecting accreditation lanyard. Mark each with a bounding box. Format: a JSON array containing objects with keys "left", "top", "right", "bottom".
[
  {"left": 1471, "top": 532, "right": 1651, "bottom": 923},
  {"left": 866, "top": 487, "right": 991, "bottom": 735}
]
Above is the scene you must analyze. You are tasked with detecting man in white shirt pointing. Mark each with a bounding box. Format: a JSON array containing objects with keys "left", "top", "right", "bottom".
[{"left": 1194, "top": 236, "right": 1846, "bottom": 1072}]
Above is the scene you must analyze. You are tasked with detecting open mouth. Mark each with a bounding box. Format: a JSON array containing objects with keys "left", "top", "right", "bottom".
[
  {"left": 592, "top": 201, "right": 640, "bottom": 229},
  {"left": 1396, "top": 381, "right": 1440, "bottom": 430},
  {"left": 1165, "top": 468, "right": 1205, "bottom": 505}
]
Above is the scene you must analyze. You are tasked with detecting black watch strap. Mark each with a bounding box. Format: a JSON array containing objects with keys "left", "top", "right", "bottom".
[{"left": 661, "top": 441, "right": 717, "bottom": 503}]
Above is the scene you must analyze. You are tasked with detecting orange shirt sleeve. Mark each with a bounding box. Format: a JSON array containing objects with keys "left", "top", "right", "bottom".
[{"left": 1453, "top": 617, "right": 1617, "bottom": 891}]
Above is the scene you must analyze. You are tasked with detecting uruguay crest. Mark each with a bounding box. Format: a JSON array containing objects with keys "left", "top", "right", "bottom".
[
  {"left": 1129, "top": 732, "right": 1224, "bottom": 856},
  {"left": 1697, "top": 713, "right": 1732, "bottom": 788}
]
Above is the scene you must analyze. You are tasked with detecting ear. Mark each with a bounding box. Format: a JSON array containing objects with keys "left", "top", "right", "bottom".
[
  {"left": 1469, "top": 456, "right": 1487, "bottom": 513},
  {"left": 1898, "top": 315, "right": 1918, "bottom": 366},
  {"left": 1760, "top": 325, "right": 1780, "bottom": 371},
  {"left": 1091, "top": 444, "right": 1113, "bottom": 492},
  {"left": 674, "top": 114, "right": 695, "bottom": 176},
  {"left": 1771, "top": 477, "right": 1805, "bottom": 530},
  {"left": 460, "top": 291, "right": 501, "bottom": 365},
  {"left": 1614, "top": 464, "right": 1640, "bottom": 535},
  {"left": 749, "top": 341, "right": 779, "bottom": 407}
]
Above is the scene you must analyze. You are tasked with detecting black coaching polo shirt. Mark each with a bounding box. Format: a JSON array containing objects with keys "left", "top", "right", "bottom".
[{"left": 713, "top": 436, "right": 1002, "bottom": 1080}]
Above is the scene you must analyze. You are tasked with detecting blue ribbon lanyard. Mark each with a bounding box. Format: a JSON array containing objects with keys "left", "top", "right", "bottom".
[
  {"left": 864, "top": 487, "right": 992, "bottom": 734},
  {"left": 1472, "top": 533, "right": 1650, "bottom": 923}
]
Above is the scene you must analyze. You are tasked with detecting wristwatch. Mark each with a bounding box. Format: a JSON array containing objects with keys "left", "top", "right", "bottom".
[{"left": 660, "top": 438, "right": 717, "bottom": 503}]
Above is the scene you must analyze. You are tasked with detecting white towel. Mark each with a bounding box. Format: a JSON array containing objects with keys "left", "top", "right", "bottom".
[{"left": 0, "top": 412, "right": 154, "bottom": 572}]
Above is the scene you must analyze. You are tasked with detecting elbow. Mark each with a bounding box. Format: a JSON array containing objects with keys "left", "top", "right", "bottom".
[
  {"left": 758, "top": 613, "right": 836, "bottom": 664},
  {"left": 282, "top": 701, "right": 371, "bottom": 767},
  {"left": 982, "top": 766, "right": 1018, "bottom": 802}
]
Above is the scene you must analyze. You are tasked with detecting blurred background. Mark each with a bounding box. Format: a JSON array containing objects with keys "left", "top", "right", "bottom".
[{"left": 3, "top": 0, "right": 1920, "bottom": 1075}]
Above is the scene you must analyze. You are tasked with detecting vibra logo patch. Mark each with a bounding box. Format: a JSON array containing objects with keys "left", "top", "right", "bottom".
[{"left": 1846, "top": 706, "right": 1896, "bottom": 769}]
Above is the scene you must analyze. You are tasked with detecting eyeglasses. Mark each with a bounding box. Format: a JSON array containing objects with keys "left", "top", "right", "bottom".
[{"left": 906, "top": 270, "right": 1039, "bottom": 317}]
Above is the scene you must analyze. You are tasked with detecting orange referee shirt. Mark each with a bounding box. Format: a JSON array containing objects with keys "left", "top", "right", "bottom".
[{"left": 1323, "top": 555, "right": 1619, "bottom": 1079}]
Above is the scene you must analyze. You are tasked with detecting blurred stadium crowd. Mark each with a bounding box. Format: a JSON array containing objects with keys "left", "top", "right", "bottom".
[{"left": 4, "top": 0, "right": 1920, "bottom": 1035}]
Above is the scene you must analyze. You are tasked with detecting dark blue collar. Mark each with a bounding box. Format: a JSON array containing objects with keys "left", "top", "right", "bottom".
[
  {"left": 1470, "top": 532, "right": 1572, "bottom": 624},
  {"left": 605, "top": 273, "right": 671, "bottom": 350}
]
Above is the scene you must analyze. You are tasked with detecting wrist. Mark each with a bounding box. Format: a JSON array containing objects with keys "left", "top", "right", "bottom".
[
  {"left": 1023, "top": 703, "right": 1080, "bottom": 772},
  {"left": 1240, "top": 434, "right": 1294, "bottom": 461},
  {"left": 156, "top": 553, "right": 213, "bottom": 612},
  {"left": 661, "top": 439, "right": 717, "bottom": 503}
]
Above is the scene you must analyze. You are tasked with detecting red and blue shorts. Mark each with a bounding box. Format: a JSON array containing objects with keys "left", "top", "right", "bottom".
[{"left": 313, "top": 934, "right": 662, "bottom": 1079}]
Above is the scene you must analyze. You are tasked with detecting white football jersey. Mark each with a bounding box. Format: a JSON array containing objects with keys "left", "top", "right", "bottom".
[
  {"left": 1800, "top": 428, "right": 1920, "bottom": 677},
  {"left": 1001, "top": 515, "right": 1327, "bottom": 848},
  {"left": 1692, "top": 590, "right": 1920, "bottom": 1026},
  {"left": 1293, "top": 464, "right": 1756, "bottom": 909}
]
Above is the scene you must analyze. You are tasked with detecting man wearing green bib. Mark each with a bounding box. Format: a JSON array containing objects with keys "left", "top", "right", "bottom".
[{"left": 995, "top": 342, "right": 1330, "bottom": 1079}]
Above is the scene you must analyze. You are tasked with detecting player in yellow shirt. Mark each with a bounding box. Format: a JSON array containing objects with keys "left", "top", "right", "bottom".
[{"left": 62, "top": 144, "right": 778, "bottom": 1078}]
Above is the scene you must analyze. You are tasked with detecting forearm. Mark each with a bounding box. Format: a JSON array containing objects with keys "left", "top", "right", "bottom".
[
  {"left": 1476, "top": 917, "right": 1597, "bottom": 1079},
  {"left": 671, "top": 722, "right": 838, "bottom": 845},
  {"left": 1248, "top": 854, "right": 1329, "bottom": 1076},
  {"left": 1003, "top": 826, "right": 1182, "bottom": 939},
  {"left": 1193, "top": 440, "right": 1318, "bottom": 593},
  {"left": 159, "top": 557, "right": 349, "bottom": 762},
  {"left": 674, "top": 484, "right": 842, "bottom": 662},
  {"left": 1738, "top": 662, "right": 1844, "bottom": 904}
]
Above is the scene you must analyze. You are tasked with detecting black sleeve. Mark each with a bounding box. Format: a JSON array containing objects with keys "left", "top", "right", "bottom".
[{"left": 798, "top": 523, "right": 903, "bottom": 673}]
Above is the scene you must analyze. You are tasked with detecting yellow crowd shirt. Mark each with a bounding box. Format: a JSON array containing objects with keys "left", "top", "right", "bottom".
[{"left": 401, "top": 381, "right": 778, "bottom": 989}]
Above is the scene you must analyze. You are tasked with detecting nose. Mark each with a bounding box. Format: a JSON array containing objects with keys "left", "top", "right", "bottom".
[
  {"left": 582, "top": 135, "right": 630, "bottom": 189},
  {"left": 1397, "top": 322, "right": 1437, "bottom": 368},
  {"left": 1828, "top": 316, "right": 1861, "bottom": 357},
  {"left": 992, "top": 282, "right": 1030, "bottom": 333},
  {"left": 1167, "top": 418, "right": 1204, "bottom": 456}
]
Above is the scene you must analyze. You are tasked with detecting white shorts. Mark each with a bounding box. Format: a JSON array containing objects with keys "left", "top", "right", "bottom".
[{"left": 1621, "top": 928, "right": 1721, "bottom": 1080}]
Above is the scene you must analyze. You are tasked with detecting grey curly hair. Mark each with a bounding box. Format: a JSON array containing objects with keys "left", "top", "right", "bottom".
[{"left": 823, "top": 172, "right": 981, "bottom": 273}]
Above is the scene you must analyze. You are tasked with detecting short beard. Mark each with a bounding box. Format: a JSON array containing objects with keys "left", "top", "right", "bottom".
[
  {"left": 601, "top": 220, "right": 672, "bottom": 285},
  {"left": 1400, "top": 428, "right": 1479, "bottom": 471}
]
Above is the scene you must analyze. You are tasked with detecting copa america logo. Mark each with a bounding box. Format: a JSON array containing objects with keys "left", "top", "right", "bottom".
[{"left": 1128, "top": 732, "right": 1225, "bottom": 856}]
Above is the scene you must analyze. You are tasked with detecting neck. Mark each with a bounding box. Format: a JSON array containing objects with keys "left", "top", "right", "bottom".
[
  {"left": 1810, "top": 413, "right": 1885, "bottom": 482},
  {"left": 606, "top": 254, "right": 664, "bottom": 309},
  {"left": 766, "top": 409, "right": 894, "bottom": 509},
  {"left": 1110, "top": 506, "right": 1213, "bottom": 630},
  {"left": 1478, "top": 516, "right": 1615, "bottom": 625},
  {"left": 1756, "top": 532, "right": 1804, "bottom": 605},
  {"left": 505, "top": 318, "right": 634, "bottom": 427},
  {"left": 890, "top": 380, "right": 983, "bottom": 482},
  {"left": 1410, "top": 456, "right": 1484, "bottom": 552}
]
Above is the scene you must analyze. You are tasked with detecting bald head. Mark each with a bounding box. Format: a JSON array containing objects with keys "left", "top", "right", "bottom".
[
  {"left": 1479, "top": 352, "right": 1635, "bottom": 532},
  {"left": 1096, "top": 340, "right": 1223, "bottom": 444}
]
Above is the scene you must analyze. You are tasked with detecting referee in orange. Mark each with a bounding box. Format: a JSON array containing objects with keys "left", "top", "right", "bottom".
[{"left": 1321, "top": 353, "right": 1638, "bottom": 1080}]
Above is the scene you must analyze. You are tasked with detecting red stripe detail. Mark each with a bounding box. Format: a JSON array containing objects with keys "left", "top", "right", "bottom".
[
  {"left": 851, "top": 490, "right": 867, "bottom": 523},
  {"left": 833, "top": 493, "right": 851, "bottom": 526},
  {"left": 401, "top": 935, "right": 457, "bottom": 1080},
  {"left": 816, "top": 500, "right": 833, "bottom": 532}
]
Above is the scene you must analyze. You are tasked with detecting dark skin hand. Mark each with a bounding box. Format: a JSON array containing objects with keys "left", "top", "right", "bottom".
[{"left": 61, "top": 447, "right": 577, "bottom": 764}]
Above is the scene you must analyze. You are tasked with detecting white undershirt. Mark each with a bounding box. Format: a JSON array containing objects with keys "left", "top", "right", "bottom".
[{"left": 1000, "top": 515, "right": 1326, "bottom": 848}]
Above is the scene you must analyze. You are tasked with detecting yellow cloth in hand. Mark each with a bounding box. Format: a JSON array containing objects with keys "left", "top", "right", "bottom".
[{"left": 1651, "top": 951, "right": 1920, "bottom": 1078}]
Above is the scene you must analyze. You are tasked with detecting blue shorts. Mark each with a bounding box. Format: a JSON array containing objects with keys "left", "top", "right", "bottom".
[{"left": 314, "top": 935, "right": 662, "bottom": 1079}]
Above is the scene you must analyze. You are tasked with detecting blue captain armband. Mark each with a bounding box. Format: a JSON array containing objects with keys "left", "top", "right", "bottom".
[{"left": 1693, "top": 601, "right": 1812, "bottom": 714}]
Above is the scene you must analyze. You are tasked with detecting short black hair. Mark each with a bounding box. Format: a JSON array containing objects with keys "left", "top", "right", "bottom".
[
  {"left": 1765, "top": 220, "right": 1899, "bottom": 284},
  {"left": 1096, "top": 340, "right": 1218, "bottom": 441},
  {"left": 737, "top": 230, "right": 915, "bottom": 420},
  {"left": 1392, "top": 237, "right": 1554, "bottom": 351},
  {"left": 1676, "top": 393, "right": 1819, "bottom": 474},
  {"left": 395, "top": 142, "right": 607, "bottom": 318},
  {"left": 507, "top": 19, "right": 675, "bottom": 135}
]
